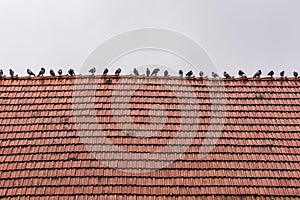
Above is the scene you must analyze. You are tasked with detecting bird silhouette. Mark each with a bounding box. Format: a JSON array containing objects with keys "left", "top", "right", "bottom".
[
  {"left": 146, "top": 68, "right": 150, "bottom": 76},
  {"left": 103, "top": 68, "right": 108, "bottom": 75},
  {"left": 37, "top": 67, "right": 45, "bottom": 76},
  {"left": 186, "top": 70, "right": 193, "bottom": 77},
  {"left": 115, "top": 68, "right": 121, "bottom": 75},
  {"left": 212, "top": 72, "right": 219, "bottom": 78},
  {"left": 199, "top": 71, "right": 204, "bottom": 77},
  {"left": 164, "top": 70, "right": 169, "bottom": 76},
  {"left": 280, "top": 71, "right": 285, "bottom": 78},
  {"left": 179, "top": 70, "right": 183, "bottom": 77},
  {"left": 267, "top": 70, "right": 274, "bottom": 78},
  {"left": 68, "top": 69, "right": 75, "bottom": 76},
  {"left": 253, "top": 70, "right": 262, "bottom": 78},
  {"left": 50, "top": 69, "right": 55, "bottom": 76},
  {"left": 27, "top": 69, "right": 35, "bottom": 77},
  {"left": 0, "top": 69, "right": 3, "bottom": 77},
  {"left": 58, "top": 69, "right": 63, "bottom": 76},
  {"left": 294, "top": 71, "right": 299, "bottom": 78},
  {"left": 151, "top": 68, "right": 160, "bottom": 76},
  {"left": 238, "top": 70, "right": 247, "bottom": 78},
  {"left": 89, "top": 67, "right": 96, "bottom": 75},
  {"left": 223, "top": 71, "right": 231, "bottom": 78},
  {"left": 9, "top": 69, "right": 14, "bottom": 77},
  {"left": 133, "top": 68, "right": 139, "bottom": 76}
]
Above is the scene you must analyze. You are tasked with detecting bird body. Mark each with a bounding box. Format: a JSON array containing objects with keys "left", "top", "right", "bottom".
[
  {"left": 199, "top": 71, "right": 204, "bottom": 77},
  {"left": 0, "top": 69, "right": 3, "bottom": 77},
  {"left": 186, "top": 70, "right": 193, "bottom": 77},
  {"left": 50, "top": 69, "right": 55, "bottom": 76},
  {"left": 253, "top": 70, "right": 262, "bottom": 78},
  {"left": 103, "top": 68, "right": 108, "bottom": 75},
  {"left": 89, "top": 67, "right": 96, "bottom": 75},
  {"left": 133, "top": 68, "right": 139, "bottom": 76},
  {"left": 27, "top": 69, "right": 35, "bottom": 76},
  {"left": 179, "top": 70, "right": 183, "bottom": 77},
  {"left": 212, "top": 72, "right": 219, "bottom": 78},
  {"left": 58, "top": 69, "right": 63, "bottom": 76},
  {"left": 146, "top": 68, "right": 150, "bottom": 76},
  {"left": 37, "top": 67, "right": 45, "bottom": 76},
  {"left": 267, "top": 70, "right": 274, "bottom": 78},
  {"left": 115, "top": 68, "right": 121, "bottom": 75},
  {"left": 294, "top": 71, "right": 299, "bottom": 78},
  {"left": 223, "top": 71, "right": 231, "bottom": 78},
  {"left": 68, "top": 69, "right": 75, "bottom": 76},
  {"left": 164, "top": 70, "right": 169, "bottom": 76},
  {"left": 280, "top": 71, "right": 285, "bottom": 78},
  {"left": 151, "top": 68, "right": 160, "bottom": 76},
  {"left": 238, "top": 70, "right": 247, "bottom": 78},
  {"left": 9, "top": 69, "right": 14, "bottom": 77}
]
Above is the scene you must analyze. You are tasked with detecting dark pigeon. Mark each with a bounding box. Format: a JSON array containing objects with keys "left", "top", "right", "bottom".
[
  {"left": 294, "top": 71, "right": 299, "bottom": 78},
  {"left": 186, "top": 70, "right": 193, "bottom": 77},
  {"left": 238, "top": 70, "right": 247, "bottom": 78},
  {"left": 151, "top": 68, "right": 160, "bottom": 76},
  {"left": 223, "top": 71, "right": 231, "bottom": 78},
  {"left": 0, "top": 69, "right": 3, "bottom": 77},
  {"left": 179, "top": 70, "right": 183, "bottom": 77},
  {"left": 27, "top": 69, "right": 35, "bottom": 77},
  {"left": 280, "top": 71, "right": 285, "bottom": 78},
  {"left": 50, "top": 69, "right": 55, "bottom": 76},
  {"left": 133, "top": 68, "right": 139, "bottom": 76},
  {"left": 164, "top": 70, "right": 169, "bottom": 76},
  {"left": 199, "top": 71, "right": 204, "bottom": 77},
  {"left": 9, "top": 69, "right": 14, "bottom": 77},
  {"left": 212, "top": 72, "right": 219, "bottom": 78},
  {"left": 37, "top": 67, "right": 45, "bottom": 76},
  {"left": 253, "top": 70, "right": 262, "bottom": 78},
  {"left": 267, "top": 70, "right": 274, "bottom": 78},
  {"left": 115, "top": 68, "right": 121, "bottom": 75},
  {"left": 146, "top": 68, "right": 150, "bottom": 76},
  {"left": 68, "top": 69, "right": 75, "bottom": 76},
  {"left": 58, "top": 69, "right": 63, "bottom": 76},
  {"left": 103, "top": 68, "right": 108, "bottom": 75},
  {"left": 89, "top": 67, "right": 96, "bottom": 75}
]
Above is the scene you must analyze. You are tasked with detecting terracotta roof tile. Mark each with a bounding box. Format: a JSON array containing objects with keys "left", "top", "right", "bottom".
[{"left": 0, "top": 76, "right": 300, "bottom": 199}]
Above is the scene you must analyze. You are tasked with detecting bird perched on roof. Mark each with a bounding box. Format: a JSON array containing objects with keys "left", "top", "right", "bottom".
[
  {"left": 178, "top": 70, "right": 183, "bottom": 77},
  {"left": 27, "top": 69, "right": 35, "bottom": 77},
  {"left": 151, "top": 68, "right": 160, "bottom": 76},
  {"left": 58, "top": 69, "right": 63, "bottom": 76},
  {"left": 50, "top": 69, "right": 55, "bottom": 76},
  {"left": 133, "top": 68, "right": 139, "bottom": 76},
  {"left": 223, "top": 71, "right": 231, "bottom": 78},
  {"left": 253, "top": 70, "right": 262, "bottom": 78},
  {"left": 0, "top": 69, "right": 3, "bottom": 78},
  {"left": 238, "top": 70, "right": 247, "bottom": 78},
  {"left": 267, "top": 70, "right": 274, "bottom": 78},
  {"left": 37, "top": 67, "right": 45, "bottom": 76},
  {"left": 103, "top": 68, "right": 108, "bottom": 75},
  {"left": 164, "top": 70, "right": 169, "bottom": 76},
  {"left": 280, "top": 71, "right": 285, "bottom": 78},
  {"left": 294, "top": 71, "right": 299, "bottom": 78},
  {"left": 212, "top": 72, "right": 219, "bottom": 78},
  {"left": 9, "top": 69, "right": 14, "bottom": 77},
  {"left": 89, "top": 67, "right": 96, "bottom": 75},
  {"left": 115, "top": 68, "right": 121, "bottom": 75},
  {"left": 68, "top": 69, "right": 75, "bottom": 76},
  {"left": 199, "top": 71, "right": 204, "bottom": 77},
  {"left": 146, "top": 68, "right": 150, "bottom": 76},
  {"left": 186, "top": 70, "right": 193, "bottom": 77}
]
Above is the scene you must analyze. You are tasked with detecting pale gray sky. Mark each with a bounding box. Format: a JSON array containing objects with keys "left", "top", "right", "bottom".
[{"left": 0, "top": 0, "right": 299, "bottom": 77}]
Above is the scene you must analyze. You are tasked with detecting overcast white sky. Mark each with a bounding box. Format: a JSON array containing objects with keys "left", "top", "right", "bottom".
[{"left": 0, "top": 0, "right": 299, "bottom": 76}]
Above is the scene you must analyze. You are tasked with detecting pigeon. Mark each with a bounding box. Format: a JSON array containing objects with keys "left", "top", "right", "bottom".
[
  {"left": 164, "top": 70, "right": 169, "bottom": 76},
  {"left": 146, "top": 68, "right": 150, "bottom": 76},
  {"left": 27, "top": 69, "right": 35, "bottom": 77},
  {"left": 50, "top": 69, "right": 55, "bottom": 76},
  {"left": 212, "top": 72, "right": 219, "bottom": 78},
  {"left": 186, "top": 70, "right": 193, "bottom": 77},
  {"left": 199, "top": 71, "right": 204, "bottom": 77},
  {"left": 267, "top": 70, "right": 274, "bottom": 78},
  {"left": 151, "top": 68, "right": 160, "bottom": 76},
  {"left": 37, "top": 67, "right": 45, "bottom": 76},
  {"left": 9, "top": 69, "right": 14, "bottom": 77},
  {"left": 223, "top": 71, "right": 231, "bottom": 78},
  {"left": 179, "top": 70, "right": 183, "bottom": 77},
  {"left": 58, "top": 69, "right": 63, "bottom": 76},
  {"left": 133, "top": 68, "right": 139, "bottom": 76},
  {"left": 68, "top": 69, "right": 75, "bottom": 76},
  {"left": 294, "top": 71, "right": 299, "bottom": 78},
  {"left": 238, "top": 70, "right": 247, "bottom": 78},
  {"left": 280, "top": 71, "right": 285, "bottom": 78},
  {"left": 253, "top": 70, "right": 262, "bottom": 78},
  {"left": 115, "top": 68, "right": 121, "bottom": 75},
  {"left": 0, "top": 69, "right": 3, "bottom": 77},
  {"left": 89, "top": 67, "right": 96, "bottom": 75},
  {"left": 103, "top": 68, "right": 108, "bottom": 75}
]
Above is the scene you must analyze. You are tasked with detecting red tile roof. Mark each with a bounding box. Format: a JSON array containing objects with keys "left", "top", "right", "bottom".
[{"left": 0, "top": 75, "right": 300, "bottom": 199}]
